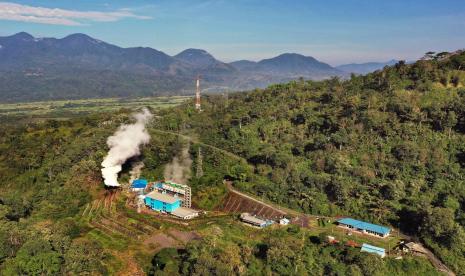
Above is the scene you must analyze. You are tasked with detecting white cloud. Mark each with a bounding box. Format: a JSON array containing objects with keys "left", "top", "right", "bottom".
[{"left": 0, "top": 2, "right": 152, "bottom": 26}]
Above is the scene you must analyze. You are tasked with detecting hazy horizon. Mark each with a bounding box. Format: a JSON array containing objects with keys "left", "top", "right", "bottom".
[{"left": 1, "top": 0, "right": 465, "bottom": 65}]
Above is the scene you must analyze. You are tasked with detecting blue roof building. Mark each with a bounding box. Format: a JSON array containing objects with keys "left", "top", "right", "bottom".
[
  {"left": 337, "top": 218, "right": 391, "bottom": 237},
  {"left": 144, "top": 191, "right": 181, "bottom": 213},
  {"left": 131, "top": 179, "right": 148, "bottom": 189},
  {"left": 361, "top": 243, "right": 386, "bottom": 258}
]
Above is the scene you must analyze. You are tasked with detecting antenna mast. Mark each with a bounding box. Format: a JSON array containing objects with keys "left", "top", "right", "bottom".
[{"left": 195, "top": 76, "right": 201, "bottom": 111}]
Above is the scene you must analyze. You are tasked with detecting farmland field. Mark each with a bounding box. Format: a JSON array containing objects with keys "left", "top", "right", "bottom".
[{"left": 0, "top": 96, "right": 190, "bottom": 122}]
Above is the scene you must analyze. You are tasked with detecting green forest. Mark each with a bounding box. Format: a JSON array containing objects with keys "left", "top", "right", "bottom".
[
  {"left": 0, "top": 51, "right": 465, "bottom": 275},
  {"left": 154, "top": 51, "right": 465, "bottom": 273}
]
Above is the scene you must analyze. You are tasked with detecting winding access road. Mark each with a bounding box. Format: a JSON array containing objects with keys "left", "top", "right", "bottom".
[{"left": 151, "top": 128, "right": 456, "bottom": 276}]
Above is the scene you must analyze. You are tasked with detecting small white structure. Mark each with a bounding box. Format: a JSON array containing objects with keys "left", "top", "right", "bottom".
[
  {"left": 360, "top": 243, "right": 386, "bottom": 258},
  {"left": 240, "top": 213, "right": 273, "bottom": 228},
  {"left": 171, "top": 207, "right": 199, "bottom": 220},
  {"left": 279, "top": 218, "right": 290, "bottom": 225}
]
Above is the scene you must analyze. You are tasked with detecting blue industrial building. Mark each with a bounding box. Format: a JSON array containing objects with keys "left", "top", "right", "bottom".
[
  {"left": 144, "top": 191, "right": 181, "bottom": 213},
  {"left": 337, "top": 218, "right": 391, "bottom": 237},
  {"left": 131, "top": 179, "right": 148, "bottom": 189},
  {"left": 131, "top": 179, "right": 148, "bottom": 194},
  {"left": 360, "top": 243, "right": 386, "bottom": 258}
]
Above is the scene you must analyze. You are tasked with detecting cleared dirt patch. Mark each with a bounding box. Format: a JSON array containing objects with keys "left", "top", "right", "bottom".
[
  {"left": 291, "top": 216, "right": 311, "bottom": 228},
  {"left": 144, "top": 233, "right": 180, "bottom": 250},
  {"left": 168, "top": 229, "right": 201, "bottom": 244}
]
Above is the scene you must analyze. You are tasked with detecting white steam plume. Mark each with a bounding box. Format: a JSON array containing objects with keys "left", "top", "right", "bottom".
[
  {"left": 129, "top": 161, "right": 145, "bottom": 184},
  {"left": 101, "top": 108, "right": 152, "bottom": 187},
  {"left": 164, "top": 146, "right": 192, "bottom": 184}
]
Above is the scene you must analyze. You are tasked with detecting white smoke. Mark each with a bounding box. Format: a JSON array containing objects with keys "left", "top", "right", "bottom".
[
  {"left": 101, "top": 108, "right": 152, "bottom": 187},
  {"left": 129, "top": 161, "right": 145, "bottom": 184},
  {"left": 164, "top": 146, "right": 192, "bottom": 184}
]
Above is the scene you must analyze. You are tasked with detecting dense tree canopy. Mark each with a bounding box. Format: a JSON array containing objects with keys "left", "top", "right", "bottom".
[
  {"left": 155, "top": 51, "right": 465, "bottom": 273},
  {"left": 0, "top": 50, "right": 464, "bottom": 274}
]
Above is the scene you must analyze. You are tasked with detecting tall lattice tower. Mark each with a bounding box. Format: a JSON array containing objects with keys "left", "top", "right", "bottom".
[{"left": 195, "top": 76, "right": 201, "bottom": 111}]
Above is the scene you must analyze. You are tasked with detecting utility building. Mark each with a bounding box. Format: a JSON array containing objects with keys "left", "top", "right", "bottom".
[
  {"left": 337, "top": 218, "right": 391, "bottom": 238},
  {"left": 144, "top": 191, "right": 180, "bottom": 213},
  {"left": 144, "top": 190, "right": 199, "bottom": 219},
  {"left": 360, "top": 243, "right": 386, "bottom": 258},
  {"left": 154, "top": 181, "right": 192, "bottom": 208},
  {"left": 131, "top": 179, "right": 148, "bottom": 193},
  {"left": 172, "top": 207, "right": 199, "bottom": 220},
  {"left": 240, "top": 213, "right": 274, "bottom": 228}
]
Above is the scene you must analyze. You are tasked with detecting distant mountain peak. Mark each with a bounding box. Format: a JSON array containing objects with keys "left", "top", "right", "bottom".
[
  {"left": 257, "top": 53, "right": 337, "bottom": 75},
  {"left": 274, "top": 53, "right": 317, "bottom": 60},
  {"left": 10, "top": 32, "right": 34, "bottom": 41},
  {"left": 178, "top": 48, "right": 210, "bottom": 55},
  {"left": 278, "top": 53, "right": 309, "bottom": 57},
  {"left": 62, "top": 33, "right": 101, "bottom": 43},
  {"left": 336, "top": 60, "right": 399, "bottom": 74},
  {"left": 175, "top": 48, "right": 215, "bottom": 60},
  {"left": 175, "top": 48, "right": 220, "bottom": 68},
  {"left": 260, "top": 53, "right": 321, "bottom": 64}
]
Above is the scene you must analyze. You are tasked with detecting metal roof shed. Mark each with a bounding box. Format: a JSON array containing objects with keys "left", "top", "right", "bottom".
[
  {"left": 131, "top": 179, "right": 148, "bottom": 189},
  {"left": 361, "top": 243, "right": 386, "bottom": 258},
  {"left": 240, "top": 213, "right": 267, "bottom": 228},
  {"left": 172, "top": 207, "right": 199, "bottom": 220}
]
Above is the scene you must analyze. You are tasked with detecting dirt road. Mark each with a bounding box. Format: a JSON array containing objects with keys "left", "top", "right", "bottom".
[{"left": 152, "top": 128, "right": 456, "bottom": 276}]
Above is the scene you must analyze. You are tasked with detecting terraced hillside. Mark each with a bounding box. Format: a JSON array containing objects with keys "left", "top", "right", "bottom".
[
  {"left": 217, "top": 183, "right": 287, "bottom": 220},
  {"left": 79, "top": 190, "right": 201, "bottom": 275}
]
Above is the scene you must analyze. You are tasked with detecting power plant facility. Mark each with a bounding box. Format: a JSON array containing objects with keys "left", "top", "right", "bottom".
[
  {"left": 131, "top": 178, "right": 198, "bottom": 220},
  {"left": 153, "top": 180, "right": 192, "bottom": 208}
]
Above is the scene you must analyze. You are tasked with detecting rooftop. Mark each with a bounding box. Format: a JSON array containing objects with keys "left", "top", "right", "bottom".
[
  {"left": 241, "top": 213, "right": 266, "bottom": 226},
  {"left": 172, "top": 207, "right": 198, "bottom": 218},
  {"left": 164, "top": 180, "right": 189, "bottom": 188},
  {"left": 145, "top": 191, "right": 180, "bottom": 204},
  {"left": 337, "top": 218, "right": 391, "bottom": 235},
  {"left": 131, "top": 179, "right": 148, "bottom": 188},
  {"left": 361, "top": 243, "right": 386, "bottom": 256}
]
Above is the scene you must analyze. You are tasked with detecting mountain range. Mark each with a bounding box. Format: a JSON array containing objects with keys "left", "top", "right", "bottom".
[
  {"left": 336, "top": 60, "right": 399, "bottom": 75},
  {"left": 0, "top": 32, "right": 397, "bottom": 102}
]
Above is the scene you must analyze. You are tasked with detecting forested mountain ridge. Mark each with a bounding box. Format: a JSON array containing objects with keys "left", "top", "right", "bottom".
[
  {"left": 0, "top": 32, "right": 184, "bottom": 73},
  {"left": 0, "top": 32, "right": 346, "bottom": 103},
  {"left": 154, "top": 50, "right": 465, "bottom": 273},
  {"left": 336, "top": 60, "right": 399, "bottom": 74},
  {"left": 229, "top": 53, "right": 342, "bottom": 76}
]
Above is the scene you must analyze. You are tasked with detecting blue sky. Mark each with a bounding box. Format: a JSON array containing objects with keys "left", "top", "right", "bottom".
[{"left": 0, "top": 0, "right": 464, "bottom": 65}]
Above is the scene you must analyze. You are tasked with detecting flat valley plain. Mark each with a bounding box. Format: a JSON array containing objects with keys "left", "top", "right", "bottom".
[{"left": 0, "top": 96, "right": 190, "bottom": 122}]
